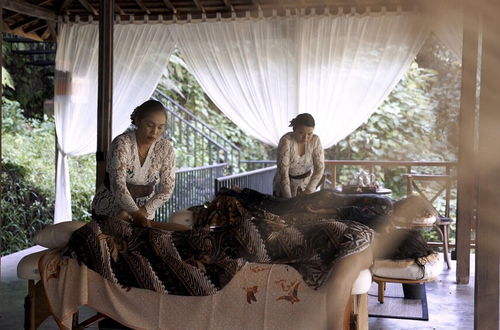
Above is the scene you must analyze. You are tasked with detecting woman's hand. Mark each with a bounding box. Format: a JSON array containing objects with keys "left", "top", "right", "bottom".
[
  {"left": 306, "top": 205, "right": 320, "bottom": 213},
  {"left": 131, "top": 207, "right": 151, "bottom": 227}
]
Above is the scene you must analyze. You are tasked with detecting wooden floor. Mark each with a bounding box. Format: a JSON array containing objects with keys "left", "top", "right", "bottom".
[{"left": 1, "top": 248, "right": 476, "bottom": 330}]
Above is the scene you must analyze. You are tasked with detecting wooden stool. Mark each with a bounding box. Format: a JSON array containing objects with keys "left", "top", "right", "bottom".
[{"left": 372, "top": 275, "right": 436, "bottom": 304}]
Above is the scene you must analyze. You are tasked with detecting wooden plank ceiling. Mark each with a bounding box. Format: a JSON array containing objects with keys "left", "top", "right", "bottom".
[{"left": 2, "top": 0, "right": 417, "bottom": 41}]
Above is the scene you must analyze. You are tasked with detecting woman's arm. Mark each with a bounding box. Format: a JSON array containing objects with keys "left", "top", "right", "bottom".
[
  {"left": 306, "top": 205, "right": 337, "bottom": 215},
  {"left": 108, "top": 136, "right": 140, "bottom": 214},
  {"left": 277, "top": 136, "right": 292, "bottom": 198},
  {"left": 305, "top": 136, "right": 325, "bottom": 194},
  {"left": 143, "top": 141, "right": 176, "bottom": 218}
]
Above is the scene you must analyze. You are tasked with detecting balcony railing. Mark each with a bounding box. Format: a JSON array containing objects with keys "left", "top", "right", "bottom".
[
  {"left": 155, "top": 163, "right": 227, "bottom": 221},
  {"left": 153, "top": 90, "right": 241, "bottom": 170},
  {"left": 215, "top": 166, "right": 277, "bottom": 195},
  {"left": 156, "top": 160, "right": 458, "bottom": 225}
]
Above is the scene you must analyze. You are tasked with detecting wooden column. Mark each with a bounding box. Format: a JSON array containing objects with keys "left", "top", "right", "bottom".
[
  {"left": 96, "top": 0, "right": 114, "bottom": 188},
  {"left": 474, "top": 0, "right": 500, "bottom": 328},
  {"left": 456, "top": 2, "right": 480, "bottom": 285},
  {"left": 0, "top": 3, "right": 3, "bottom": 269}
]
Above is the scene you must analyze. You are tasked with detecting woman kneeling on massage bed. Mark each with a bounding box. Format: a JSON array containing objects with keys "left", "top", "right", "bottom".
[{"left": 91, "top": 99, "right": 187, "bottom": 231}]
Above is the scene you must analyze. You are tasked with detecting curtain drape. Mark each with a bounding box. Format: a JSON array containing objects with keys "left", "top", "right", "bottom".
[
  {"left": 54, "top": 23, "right": 175, "bottom": 223},
  {"left": 172, "top": 12, "right": 429, "bottom": 148},
  {"left": 424, "top": 0, "right": 464, "bottom": 60}
]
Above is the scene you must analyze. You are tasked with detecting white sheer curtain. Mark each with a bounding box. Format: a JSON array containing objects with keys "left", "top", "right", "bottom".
[
  {"left": 172, "top": 12, "right": 429, "bottom": 148},
  {"left": 55, "top": 23, "right": 175, "bottom": 223},
  {"left": 424, "top": 0, "right": 464, "bottom": 60}
]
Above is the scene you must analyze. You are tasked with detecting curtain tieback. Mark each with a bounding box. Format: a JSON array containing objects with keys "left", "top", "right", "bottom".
[{"left": 289, "top": 170, "right": 312, "bottom": 180}]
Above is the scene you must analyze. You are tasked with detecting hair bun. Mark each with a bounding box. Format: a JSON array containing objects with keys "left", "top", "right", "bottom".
[{"left": 289, "top": 113, "right": 315, "bottom": 129}]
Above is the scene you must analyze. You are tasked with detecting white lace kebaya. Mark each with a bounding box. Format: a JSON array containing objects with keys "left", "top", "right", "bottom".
[
  {"left": 92, "top": 130, "right": 176, "bottom": 220},
  {"left": 273, "top": 132, "right": 325, "bottom": 198}
]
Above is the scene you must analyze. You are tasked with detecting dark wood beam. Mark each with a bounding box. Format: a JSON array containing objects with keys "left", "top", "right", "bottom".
[
  {"left": 2, "top": 22, "right": 44, "bottom": 41},
  {"left": 160, "top": 0, "right": 177, "bottom": 13},
  {"left": 59, "top": 0, "right": 73, "bottom": 12},
  {"left": 46, "top": 20, "right": 57, "bottom": 41},
  {"left": 96, "top": 0, "right": 114, "bottom": 187},
  {"left": 10, "top": 17, "right": 39, "bottom": 30},
  {"left": 475, "top": 0, "right": 500, "bottom": 328},
  {"left": 221, "top": 0, "right": 234, "bottom": 11},
  {"left": 133, "top": 0, "right": 151, "bottom": 14},
  {"left": 456, "top": 2, "right": 479, "bottom": 285},
  {"left": 24, "top": 21, "right": 48, "bottom": 34},
  {"left": 192, "top": 0, "right": 205, "bottom": 12},
  {"left": 250, "top": 0, "right": 262, "bottom": 11},
  {"left": 77, "top": 0, "right": 98, "bottom": 16},
  {"left": 114, "top": 2, "right": 126, "bottom": 16},
  {"left": 3, "top": 0, "right": 57, "bottom": 22}
]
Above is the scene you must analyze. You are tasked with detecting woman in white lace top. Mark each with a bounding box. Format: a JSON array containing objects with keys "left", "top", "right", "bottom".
[
  {"left": 92, "top": 100, "right": 176, "bottom": 226},
  {"left": 273, "top": 113, "right": 325, "bottom": 198}
]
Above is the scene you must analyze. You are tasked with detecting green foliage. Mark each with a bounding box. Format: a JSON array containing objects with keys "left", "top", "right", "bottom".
[
  {"left": 1, "top": 161, "right": 54, "bottom": 256},
  {"left": 2, "top": 66, "right": 15, "bottom": 89},
  {"left": 68, "top": 154, "right": 95, "bottom": 222},
  {"left": 2, "top": 40, "right": 54, "bottom": 119},
  {"left": 1, "top": 99, "right": 94, "bottom": 254}
]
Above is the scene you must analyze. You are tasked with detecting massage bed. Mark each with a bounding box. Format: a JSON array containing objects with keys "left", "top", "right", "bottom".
[
  {"left": 18, "top": 193, "right": 377, "bottom": 330},
  {"left": 18, "top": 248, "right": 371, "bottom": 330}
]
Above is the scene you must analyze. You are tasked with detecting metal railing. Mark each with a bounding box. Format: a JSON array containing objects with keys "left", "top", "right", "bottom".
[
  {"left": 240, "top": 160, "right": 277, "bottom": 171},
  {"left": 323, "top": 160, "right": 458, "bottom": 217},
  {"left": 155, "top": 163, "right": 226, "bottom": 221},
  {"left": 153, "top": 90, "right": 241, "bottom": 170},
  {"left": 215, "top": 166, "right": 277, "bottom": 195}
]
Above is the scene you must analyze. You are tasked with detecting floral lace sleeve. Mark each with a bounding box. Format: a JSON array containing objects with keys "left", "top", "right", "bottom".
[
  {"left": 305, "top": 136, "right": 325, "bottom": 193},
  {"left": 108, "top": 136, "right": 140, "bottom": 214},
  {"left": 276, "top": 136, "right": 292, "bottom": 198},
  {"left": 144, "top": 141, "right": 176, "bottom": 218}
]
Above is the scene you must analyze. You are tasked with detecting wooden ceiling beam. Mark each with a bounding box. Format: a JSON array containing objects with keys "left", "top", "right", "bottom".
[
  {"left": 77, "top": 0, "right": 98, "bottom": 15},
  {"left": 192, "top": 0, "right": 205, "bottom": 12},
  {"left": 133, "top": 0, "right": 151, "bottom": 14},
  {"left": 59, "top": 0, "right": 73, "bottom": 12},
  {"left": 221, "top": 0, "right": 234, "bottom": 11},
  {"left": 114, "top": 2, "right": 126, "bottom": 16},
  {"left": 10, "top": 17, "right": 39, "bottom": 30},
  {"left": 2, "top": 22, "right": 44, "bottom": 41},
  {"left": 250, "top": 0, "right": 261, "bottom": 11},
  {"left": 24, "top": 21, "right": 48, "bottom": 34},
  {"left": 160, "top": 0, "right": 177, "bottom": 14},
  {"left": 46, "top": 20, "right": 57, "bottom": 41},
  {"left": 3, "top": 0, "right": 58, "bottom": 22}
]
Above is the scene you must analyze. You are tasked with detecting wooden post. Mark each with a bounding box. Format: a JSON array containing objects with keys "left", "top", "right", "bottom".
[
  {"left": 96, "top": 0, "right": 114, "bottom": 188},
  {"left": 0, "top": 2, "right": 3, "bottom": 269},
  {"left": 475, "top": 0, "right": 500, "bottom": 328},
  {"left": 456, "top": 1, "right": 480, "bottom": 285}
]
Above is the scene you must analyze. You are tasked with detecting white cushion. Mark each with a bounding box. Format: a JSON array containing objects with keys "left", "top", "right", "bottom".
[
  {"left": 168, "top": 209, "right": 194, "bottom": 228},
  {"left": 372, "top": 254, "right": 442, "bottom": 281},
  {"left": 393, "top": 215, "right": 437, "bottom": 226},
  {"left": 34, "top": 221, "right": 87, "bottom": 249},
  {"left": 17, "top": 250, "right": 48, "bottom": 280},
  {"left": 351, "top": 269, "right": 372, "bottom": 295}
]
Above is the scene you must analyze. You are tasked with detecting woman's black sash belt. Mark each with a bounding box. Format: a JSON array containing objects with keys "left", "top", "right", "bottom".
[
  {"left": 289, "top": 170, "right": 312, "bottom": 180},
  {"left": 104, "top": 172, "right": 154, "bottom": 198}
]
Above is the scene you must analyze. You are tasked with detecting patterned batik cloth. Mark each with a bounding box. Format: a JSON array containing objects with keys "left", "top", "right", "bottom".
[{"left": 65, "top": 195, "right": 374, "bottom": 296}]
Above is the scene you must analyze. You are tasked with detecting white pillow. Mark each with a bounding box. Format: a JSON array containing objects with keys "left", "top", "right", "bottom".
[
  {"left": 34, "top": 221, "right": 87, "bottom": 249},
  {"left": 168, "top": 209, "right": 194, "bottom": 228}
]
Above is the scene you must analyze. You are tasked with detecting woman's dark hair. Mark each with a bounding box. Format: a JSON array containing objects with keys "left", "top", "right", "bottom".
[
  {"left": 289, "top": 113, "right": 315, "bottom": 130},
  {"left": 380, "top": 229, "right": 435, "bottom": 280},
  {"left": 130, "top": 100, "right": 167, "bottom": 125}
]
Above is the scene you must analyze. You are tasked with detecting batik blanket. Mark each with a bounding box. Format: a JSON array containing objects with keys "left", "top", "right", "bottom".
[{"left": 64, "top": 195, "right": 373, "bottom": 296}]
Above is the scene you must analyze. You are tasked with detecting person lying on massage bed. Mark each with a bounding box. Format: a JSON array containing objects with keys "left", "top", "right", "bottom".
[{"left": 91, "top": 99, "right": 187, "bottom": 231}]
